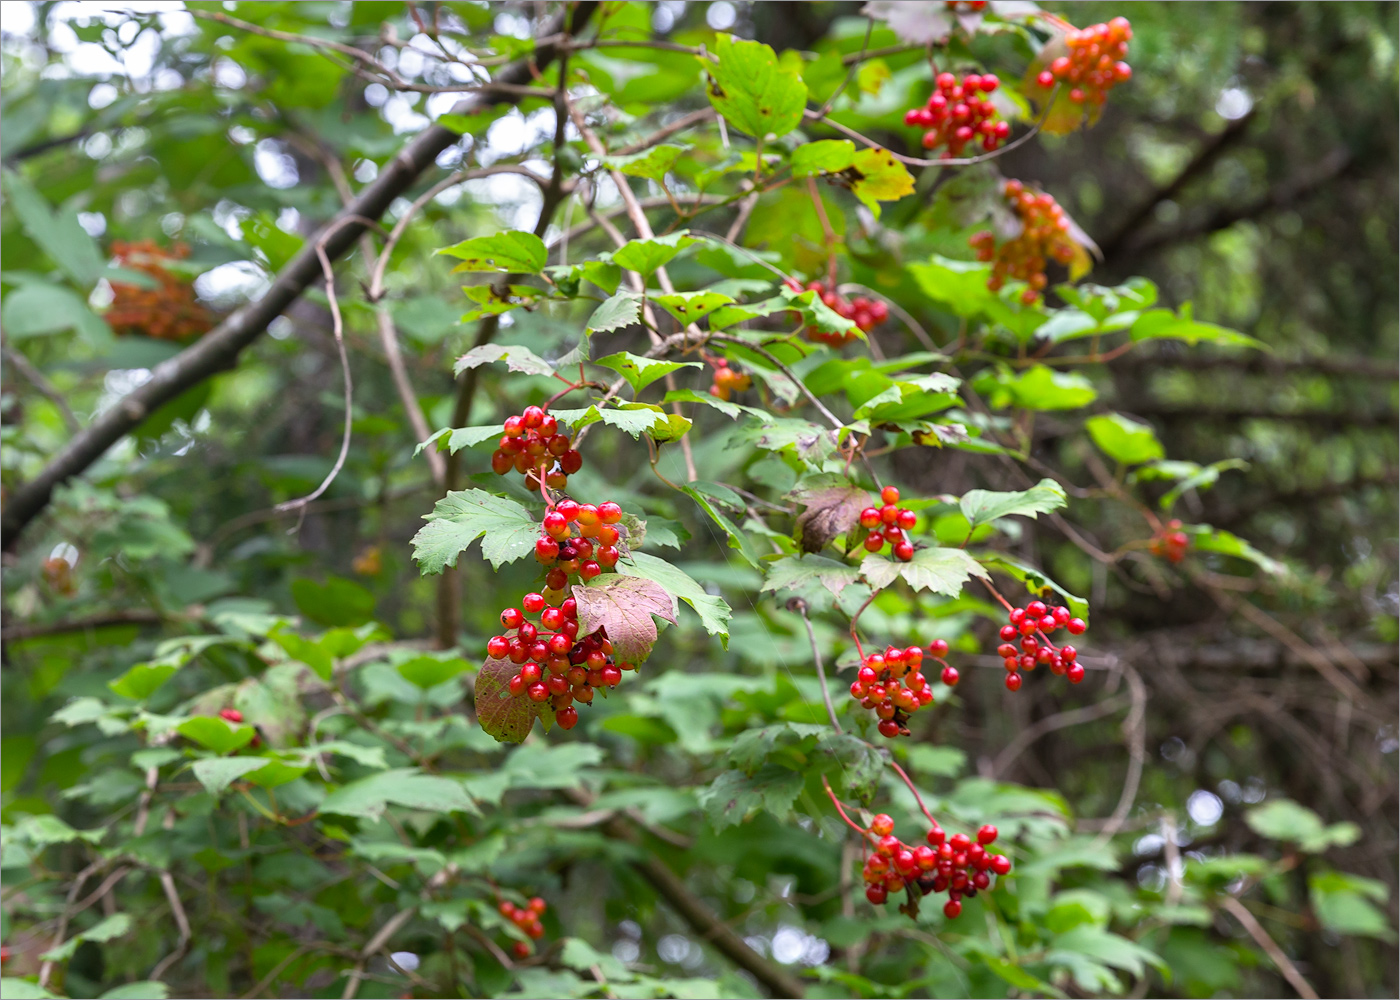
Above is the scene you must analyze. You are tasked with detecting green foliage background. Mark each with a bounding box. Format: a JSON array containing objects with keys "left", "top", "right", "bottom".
[{"left": 1, "top": 2, "right": 1396, "bottom": 999}]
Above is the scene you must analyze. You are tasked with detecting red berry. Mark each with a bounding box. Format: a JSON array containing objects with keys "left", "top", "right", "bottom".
[
  {"left": 896, "top": 508, "right": 917, "bottom": 530},
  {"left": 943, "top": 899, "right": 962, "bottom": 919},
  {"left": 941, "top": 666, "right": 959, "bottom": 687},
  {"left": 561, "top": 450, "right": 583, "bottom": 474},
  {"left": 865, "top": 884, "right": 888, "bottom": 905},
  {"left": 522, "top": 405, "right": 545, "bottom": 428},
  {"left": 859, "top": 507, "right": 882, "bottom": 529},
  {"left": 527, "top": 682, "right": 549, "bottom": 702},
  {"left": 864, "top": 532, "right": 885, "bottom": 553},
  {"left": 487, "top": 636, "right": 510, "bottom": 659},
  {"left": 522, "top": 592, "right": 546, "bottom": 614},
  {"left": 877, "top": 719, "right": 901, "bottom": 738},
  {"left": 880, "top": 486, "right": 900, "bottom": 505},
  {"left": 219, "top": 708, "right": 243, "bottom": 723},
  {"left": 928, "top": 639, "right": 949, "bottom": 658},
  {"left": 1060, "top": 645, "right": 1077, "bottom": 662},
  {"left": 535, "top": 538, "right": 559, "bottom": 563},
  {"left": 1005, "top": 672, "right": 1022, "bottom": 692},
  {"left": 977, "top": 824, "right": 998, "bottom": 845},
  {"left": 999, "top": 625, "right": 1018, "bottom": 642},
  {"left": 597, "top": 501, "right": 623, "bottom": 524},
  {"left": 1008, "top": 608, "right": 1025, "bottom": 624},
  {"left": 989, "top": 854, "right": 1011, "bottom": 875},
  {"left": 893, "top": 541, "right": 914, "bottom": 562},
  {"left": 1067, "top": 663, "right": 1086, "bottom": 684},
  {"left": 501, "top": 608, "right": 524, "bottom": 629},
  {"left": 556, "top": 705, "right": 579, "bottom": 729},
  {"left": 1066, "top": 618, "right": 1086, "bottom": 635}
]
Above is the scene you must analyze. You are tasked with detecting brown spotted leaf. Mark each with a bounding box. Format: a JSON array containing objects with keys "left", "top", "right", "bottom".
[
  {"left": 571, "top": 576, "right": 677, "bottom": 664},
  {"left": 789, "top": 474, "right": 871, "bottom": 553},
  {"left": 474, "top": 656, "right": 542, "bottom": 744}
]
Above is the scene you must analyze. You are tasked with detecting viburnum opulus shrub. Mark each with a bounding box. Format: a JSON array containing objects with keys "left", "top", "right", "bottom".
[{"left": 9, "top": 4, "right": 1390, "bottom": 1000}]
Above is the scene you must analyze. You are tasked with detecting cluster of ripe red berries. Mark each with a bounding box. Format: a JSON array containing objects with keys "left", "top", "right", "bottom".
[
  {"left": 903, "top": 72, "right": 1010, "bottom": 157},
  {"left": 970, "top": 180, "right": 1077, "bottom": 304},
  {"left": 106, "top": 240, "right": 212, "bottom": 341},
  {"left": 535, "top": 499, "right": 625, "bottom": 585},
  {"left": 1033, "top": 18, "right": 1133, "bottom": 106},
  {"left": 489, "top": 593, "right": 633, "bottom": 731},
  {"left": 1150, "top": 518, "right": 1190, "bottom": 563},
  {"left": 490, "top": 406, "right": 584, "bottom": 492},
  {"left": 995, "top": 600, "right": 1086, "bottom": 690},
  {"left": 860, "top": 485, "right": 917, "bottom": 562},
  {"left": 787, "top": 279, "right": 889, "bottom": 346},
  {"left": 849, "top": 642, "right": 936, "bottom": 738},
  {"left": 861, "top": 814, "right": 1011, "bottom": 919},
  {"left": 707, "top": 355, "right": 751, "bottom": 401},
  {"left": 498, "top": 896, "right": 547, "bottom": 958}
]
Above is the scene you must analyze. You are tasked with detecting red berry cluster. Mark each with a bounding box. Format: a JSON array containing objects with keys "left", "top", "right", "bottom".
[
  {"left": 106, "top": 240, "right": 212, "bottom": 342},
  {"left": 489, "top": 570, "right": 634, "bottom": 732},
  {"left": 859, "top": 486, "right": 917, "bottom": 562},
  {"left": 535, "top": 499, "right": 624, "bottom": 583},
  {"left": 490, "top": 405, "right": 584, "bottom": 492},
  {"left": 903, "top": 72, "right": 1009, "bottom": 157},
  {"left": 787, "top": 279, "right": 889, "bottom": 346},
  {"left": 861, "top": 815, "right": 1011, "bottom": 919},
  {"left": 498, "top": 896, "right": 547, "bottom": 958},
  {"left": 707, "top": 355, "right": 751, "bottom": 401},
  {"left": 945, "top": 0, "right": 988, "bottom": 9},
  {"left": 1149, "top": 518, "right": 1190, "bottom": 563},
  {"left": 970, "top": 180, "right": 1077, "bottom": 304},
  {"left": 995, "top": 600, "right": 1086, "bottom": 690},
  {"left": 1034, "top": 17, "right": 1133, "bottom": 106},
  {"left": 849, "top": 642, "right": 934, "bottom": 738}
]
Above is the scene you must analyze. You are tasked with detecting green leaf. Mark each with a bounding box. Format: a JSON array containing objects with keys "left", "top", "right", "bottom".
[
  {"left": 1246, "top": 799, "right": 1360, "bottom": 852},
  {"left": 1085, "top": 413, "right": 1164, "bottom": 465},
  {"left": 176, "top": 716, "right": 256, "bottom": 754},
  {"left": 1310, "top": 872, "right": 1394, "bottom": 939},
  {"left": 663, "top": 388, "right": 767, "bottom": 420},
  {"left": 599, "top": 143, "right": 688, "bottom": 182},
  {"left": 1, "top": 280, "right": 111, "bottom": 343},
  {"left": 679, "top": 483, "right": 764, "bottom": 569},
  {"left": 613, "top": 552, "right": 732, "bottom": 643},
  {"left": 848, "top": 147, "right": 916, "bottom": 219},
  {"left": 320, "top": 768, "right": 476, "bottom": 820},
  {"left": 975, "top": 551, "right": 1089, "bottom": 620},
  {"left": 40, "top": 913, "right": 132, "bottom": 963},
  {"left": 599, "top": 403, "right": 670, "bottom": 438},
  {"left": 191, "top": 757, "right": 266, "bottom": 796},
  {"left": 0, "top": 979, "right": 60, "bottom": 999},
  {"left": 396, "top": 654, "right": 470, "bottom": 689},
  {"left": 611, "top": 232, "right": 698, "bottom": 276},
  {"left": 438, "top": 230, "right": 547, "bottom": 273},
  {"left": 453, "top": 343, "right": 557, "bottom": 377},
  {"left": 984, "top": 957, "right": 1066, "bottom": 997},
  {"left": 412, "top": 489, "right": 538, "bottom": 574},
  {"left": 459, "top": 281, "right": 542, "bottom": 321},
  {"left": 417, "top": 424, "right": 506, "bottom": 456},
  {"left": 791, "top": 139, "right": 856, "bottom": 177},
  {"left": 862, "top": 547, "right": 988, "bottom": 596},
  {"left": 290, "top": 576, "right": 375, "bottom": 628},
  {"left": 269, "top": 626, "right": 334, "bottom": 680},
  {"left": 2, "top": 170, "right": 105, "bottom": 287},
  {"left": 1191, "top": 527, "right": 1288, "bottom": 577},
  {"left": 995, "top": 365, "right": 1098, "bottom": 411},
  {"left": 586, "top": 290, "right": 642, "bottom": 333},
  {"left": 653, "top": 290, "right": 735, "bottom": 324},
  {"left": 700, "top": 35, "right": 807, "bottom": 139},
  {"left": 761, "top": 554, "right": 861, "bottom": 599},
  {"left": 959, "top": 478, "right": 1067, "bottom": 527},
  {"left": 1131, "top": 307, "right": 1264, "bottom": 349},
  {"left": 108, "top": 660, "right": 180, "bottom": 701},
  {"left": 697, "top": 766, "right": 804, "bottom": 830},
  {"left": 1049, "top": 926, "right": 1168, "bottom": 978},
  {"left": 593, "top": 351, "right": 704, "bottom": 394},
  {"left": 571, "top": 574, "right": 677, "bottom": 664},
  {"left": 101, "top": 982, "right": 170, "bottom": 999}
]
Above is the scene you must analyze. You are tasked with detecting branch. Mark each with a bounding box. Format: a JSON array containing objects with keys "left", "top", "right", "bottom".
[
  {"left": 1220, "top": 896, "right": 1320, "bottom": 1000},
  {"left": 2, "top": 339, "right": 80, "bottom": 432},
  {"left": 991, "top": 693, "right": 1132, "bottom": 777},
  {"left": 0, "top": 4, "right": 596, "bottom": 550},
  {"left": 2, "top": 609, "right": 167, "bottom": 642}
]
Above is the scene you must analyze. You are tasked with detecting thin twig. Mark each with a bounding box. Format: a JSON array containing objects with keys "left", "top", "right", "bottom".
[
  {"left": 2, "top": 340, "right": 80, "bottom": 432},
  {"left": 792, "top": 599, "right": 842, "bottom": 731},
  {"left": 1220, "top": 896, "right": 1320, "bottom": 999},
  {"left": 1088, "top": 665, "right": 1147, "bottom": 848},
  {"left": 992, "top": 693, "right": 1132, "bottom": 776}
]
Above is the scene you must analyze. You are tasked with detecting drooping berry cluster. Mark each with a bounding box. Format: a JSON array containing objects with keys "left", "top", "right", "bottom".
[
  {"left": 488, "top": 593, "right": 632, "bottom": 731},
  {"left": 903, "top": 72, "right": 1009, "bottom": 157},
  {"left": 859, "top": 486, "right": 917, "bottom": 562},
  {"left": 969, "top": 180, "right": 1077, "bottom": 304},
  {"left": 994, "top": 600, "right": 1086, "bottom": 690},
  {"left": 1149, "top": 518, "right": 1190, "bottom": 563},
  {"left": 707, "top": 355, "right": 751, "bottom": 401},
  {"left": 849, "top": 643, "right": 933, "bottom": 738},
  {"left": 787, "top": 279, "right": 889, "bottom": 346},
  {"left": 535, "top": 499, "right": 624, "bottom": 588},
  {"left": 490, "top": 405, "right": 583, "bottom": 492},
  {"left": 861, "top": 814, "right": 1012, "bottom": 919},
  {"left": 105, "top": 241, "right": 213, "bottom": 341},
  {"left": 1034, "top": 17, "right": 1133, "bottom": 106},
  {"left": 498, "top": 896, "right": 547, "bottom": 958}
]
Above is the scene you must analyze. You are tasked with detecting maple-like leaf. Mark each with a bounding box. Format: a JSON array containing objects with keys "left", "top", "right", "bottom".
[
  {"left": 789, "top": 474, "right": 870, "bottom": 553},
  {"left": 571, "top": 576, "right": 677, "bottom": 664},
  {"left": 474, "top": 656, "right": 545, "bottom": 744}
]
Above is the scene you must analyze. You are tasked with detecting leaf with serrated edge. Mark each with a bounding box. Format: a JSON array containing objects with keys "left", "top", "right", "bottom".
[
  {"left": 593, "top": 351, "right": 704, "bottom": 394},
  {"left": 663, "top": 388, "right": 767, "bottom": 420},
  {"left": 700, "top": 35, "right": 806, "bottom": 139},
  {"left": 762, "top": 555, "right": 861, "bottom": 598},
  {"left": 789, "top": 474, "right": 871, "bottom": 553},
  {"left": 653, "top": 290, "right": 734, "bottom": 324},
  {"left": 453, "top": 344, "right": 555, "bottom": 377},
  {"left": 572, "top": 576, "right": 677, "bottom": 664},
  {"left": 863, "top": 548, "right": 987, "bottom": 596},
  {"left": 437, "top": 230, "right": 546, "bottom": 273},
  {"left": 960, "top": 478, "right": 1066, "bottom": 527},
  {"left": 613, "top": 552, "right": 731, "bottom": 643},
  {"left": 586, "top": 291, "right": 641, "bottom": 333},
  {"left": 475, "top": 656, "right": 544, "bottom": 743},
  {"left": 412, "top": 489, "right": 537, "bottom": 574}
]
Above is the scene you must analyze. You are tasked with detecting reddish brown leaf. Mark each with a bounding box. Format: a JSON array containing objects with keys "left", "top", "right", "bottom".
[
  {"left": 793, "top": 483, "right": 870, "bottom": 554},
  {"left": 571, "top": 576, "right": 677, "bottom": 664},
  {"left": 474, "top": 655, "right": 543, "bottom": 743}
]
